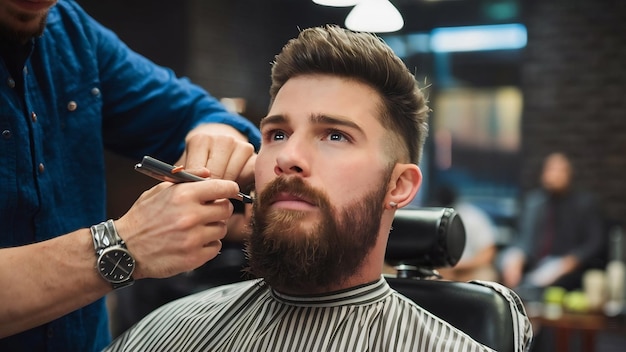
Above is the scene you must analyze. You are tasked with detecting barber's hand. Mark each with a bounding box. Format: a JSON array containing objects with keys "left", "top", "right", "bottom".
[
  {"left": 114, "top": 179, "right": 241, "bottom": 279},
  {"left": 177, "top": 123, "right": 256, "bottom": 189}
]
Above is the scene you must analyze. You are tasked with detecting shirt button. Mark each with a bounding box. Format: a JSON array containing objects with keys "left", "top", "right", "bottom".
[
  {"left": 67, "top": 101, "right": 78, "bottom": 111},
  {"left": 38, "top": 163, "right": 45, "bottom": 173},
  {"left": 47, "top": 326, "right": 53, "bottom": 338},
  {"left": 91, "top": 87, "right": 100, "bottom": 96},
  {"left": 23, "top": 66, "right": 28, "bottom": 75},
  {"left": 7, "top": 77, "right": 15, "bottom": 88},
  {"left": 2, "top": 130, "right": 11, "bottom": 139},
  {"left": 31, "top": 112, "right": 37, "bottom": 122}
]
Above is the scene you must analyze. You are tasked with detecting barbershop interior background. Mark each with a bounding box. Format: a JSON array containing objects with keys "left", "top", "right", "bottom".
[
  {"left": 79, "top": 0, "right": 626, "bottom": 349},
  {"left": 84, "top": 0, "right": 626, "bottom": 249}
]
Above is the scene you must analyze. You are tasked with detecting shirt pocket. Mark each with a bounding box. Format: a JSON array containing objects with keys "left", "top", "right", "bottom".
[{"left": 52, "top": 82, "right": 105, "bottom": 171}]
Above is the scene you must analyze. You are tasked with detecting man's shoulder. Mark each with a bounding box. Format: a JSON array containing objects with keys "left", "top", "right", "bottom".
[
  {"left": 387, "top": 289, "right": 499, "bottom": 351},
  {"left": 140, "top": 279, "right": 266, "bottom": 324},
  {"left": 183, "top": 279, "right": 266, "bottom": 303},
  {"left": 388, "top": 288, "right": 461, "bottom": 322},
  {"left": 390, "top": 281, "right": 532, "bottom": 351}
]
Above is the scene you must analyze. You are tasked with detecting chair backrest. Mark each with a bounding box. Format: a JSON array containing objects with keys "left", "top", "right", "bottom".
[{"left": 385, "top": 207, "right": 516, "bottom": 352}]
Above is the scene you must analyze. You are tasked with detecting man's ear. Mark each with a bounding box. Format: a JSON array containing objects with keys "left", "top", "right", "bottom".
[{"left": 386, "top": 164, "right": 422, "bottom": 209}]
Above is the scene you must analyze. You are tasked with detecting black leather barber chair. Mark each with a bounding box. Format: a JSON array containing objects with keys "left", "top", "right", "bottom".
[{"left": 385, "top": 207, "right": 516, "bottom": 352}]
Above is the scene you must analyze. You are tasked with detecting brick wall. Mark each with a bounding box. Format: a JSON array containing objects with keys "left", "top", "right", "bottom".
[{"left": 521, "top": 0, "right": 626, "bottom": 223}]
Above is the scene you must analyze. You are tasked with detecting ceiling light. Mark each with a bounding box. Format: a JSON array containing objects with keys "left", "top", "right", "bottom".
[
  {"left": 312, "top": 0, "right": 361, "bottom": 7},
  {"left": 345, "top": 0, "right": 404, "bottom": 33}
]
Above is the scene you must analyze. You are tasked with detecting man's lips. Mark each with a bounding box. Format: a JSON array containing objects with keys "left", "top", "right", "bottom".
[{"left": 270, "top": 193, "right": 317, "bottom": 210}]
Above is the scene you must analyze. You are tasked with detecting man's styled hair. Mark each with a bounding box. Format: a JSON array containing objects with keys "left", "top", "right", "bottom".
[{"left": 269, "top": 25, "right": 429, "bottom": 165}]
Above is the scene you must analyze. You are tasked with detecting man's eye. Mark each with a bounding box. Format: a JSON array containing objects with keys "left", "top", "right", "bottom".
[
  {"left": 262, "top": 129, "right": 286, "bottom": 142},
  {"left": 271, "top": 130, "right": 286, "bottom": 141},
  {"left": 326, "top": 130, "right": 349, "bottom": 142}
]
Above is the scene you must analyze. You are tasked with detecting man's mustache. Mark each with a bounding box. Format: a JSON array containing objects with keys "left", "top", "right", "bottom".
[{"left": 257, "top": 177, "right": 329, "bottom": 210}]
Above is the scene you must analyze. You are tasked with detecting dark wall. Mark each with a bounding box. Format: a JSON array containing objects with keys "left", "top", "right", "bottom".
[
  {"left": 184, "top": 1, "right": 350, "bottom": 123},
  {"left": 79, "top": 0, "right": 188, "bottom": 73},
  {"left": 520, "top": 0, "right": 626, "bottom": 222}
]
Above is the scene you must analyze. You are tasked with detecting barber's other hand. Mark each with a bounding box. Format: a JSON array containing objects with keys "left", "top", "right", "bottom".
[
  {"left": 177, "top": 123, "right": 256, "bottom": 189},
  {"left": 114, "top": 179, "right": 241, "bottom": 279}
]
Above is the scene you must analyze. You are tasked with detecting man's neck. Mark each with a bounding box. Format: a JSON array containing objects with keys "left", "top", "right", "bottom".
[{"left": 274, "top": 262, "right": 383, "bottom": 296}]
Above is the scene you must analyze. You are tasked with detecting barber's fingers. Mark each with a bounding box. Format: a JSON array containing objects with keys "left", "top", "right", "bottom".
[
  {"left": 175, "top": 220, "right": 229, "bottom": 269},
  {"left": 201, "top": 240, "right": 223, "bottom": 259},
  {"left": 180, "top": 133, "right": 255, "bottom": 183},
  {"left": 230, "top": 154, "right": 255, "bottom": 190},
  {"left": 127, "top": 179, "right": 240, "bottom": 214},
  {"left": 179, "top": 134, "right": 210, "bottom": 171},
  {"left": 141, "top": 179, "right": 240, "bottom": 208},
  {"left": 198, "top": 134, "right": 236, "bottom": 177},
  {"left": 210, "top": 142, "right": 255, "bottom": 182}
]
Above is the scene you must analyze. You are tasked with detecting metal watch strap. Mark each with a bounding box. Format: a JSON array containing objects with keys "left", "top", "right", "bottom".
[{"left": 91, "top": 219, "right": 120, "bottom": 253}]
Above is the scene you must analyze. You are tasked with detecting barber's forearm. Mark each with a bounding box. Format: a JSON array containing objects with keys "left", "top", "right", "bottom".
[{"left": 0, "top": 229, "right": 110, "bottom": 338}]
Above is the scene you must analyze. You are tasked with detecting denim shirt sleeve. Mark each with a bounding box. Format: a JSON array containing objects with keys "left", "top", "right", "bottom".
[
  {"left": 0, "top": 1, "right": 259, "bottom": 351},
  {"left": 67, "top": 1, "right": 261, "bottom": 163}
]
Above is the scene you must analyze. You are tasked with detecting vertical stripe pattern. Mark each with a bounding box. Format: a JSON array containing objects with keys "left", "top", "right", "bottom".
[{"left": 105, "top": 278, "right": 532, "bottom": 352}]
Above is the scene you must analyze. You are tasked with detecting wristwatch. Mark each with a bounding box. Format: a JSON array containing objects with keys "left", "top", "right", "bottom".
[{"left": 90, "top": 219, "right": 136, "bottom": 289}]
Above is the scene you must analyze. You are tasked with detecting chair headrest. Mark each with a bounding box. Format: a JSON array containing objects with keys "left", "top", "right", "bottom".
[{"left": 385, "top": 207, "right": 466, "bottom": 269}]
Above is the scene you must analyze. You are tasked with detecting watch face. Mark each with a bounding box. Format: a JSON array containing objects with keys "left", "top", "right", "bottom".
[{"left": 98, "top": 247, "right": 136, "bottom": 283}]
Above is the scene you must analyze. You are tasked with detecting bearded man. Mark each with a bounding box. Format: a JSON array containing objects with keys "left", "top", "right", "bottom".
[{"left": 105, "top": 25, "right": 532, "bottom": 352}]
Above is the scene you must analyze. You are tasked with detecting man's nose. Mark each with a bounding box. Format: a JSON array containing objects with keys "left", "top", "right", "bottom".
[{"left": 274, "top": 136, "right": 310, "bottom": 177}]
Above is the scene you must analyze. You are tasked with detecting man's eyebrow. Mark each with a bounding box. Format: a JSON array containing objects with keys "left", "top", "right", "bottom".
[
  {"left": 260, "top": 114, "right": 285, "bottom": 128},
  {"left": 310, "top": 114, "right": 363, "bottom": 133},
  {"left": 260, "top": 113, "right": 364, "bottom": 134}
]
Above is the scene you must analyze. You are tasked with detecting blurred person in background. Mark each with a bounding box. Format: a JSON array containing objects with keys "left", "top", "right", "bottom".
[
  {"left": 500, "top": 152, "right": 605, "bottom": 297},
  {"left": 433, "top": 185, "right": 499, "bottom": 282}
]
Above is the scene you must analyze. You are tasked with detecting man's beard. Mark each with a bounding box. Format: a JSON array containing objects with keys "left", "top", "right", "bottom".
[
  {"left": 246, "top": 172, "right": 391, "bottom": 293},
  {"left": 0, "top": 11, "right": 48, "bottom": 44}
]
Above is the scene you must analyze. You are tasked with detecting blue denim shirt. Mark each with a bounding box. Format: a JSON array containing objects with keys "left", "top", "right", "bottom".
[{"left": 0, "top": 1, "right": 260, "bottom": 351}]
